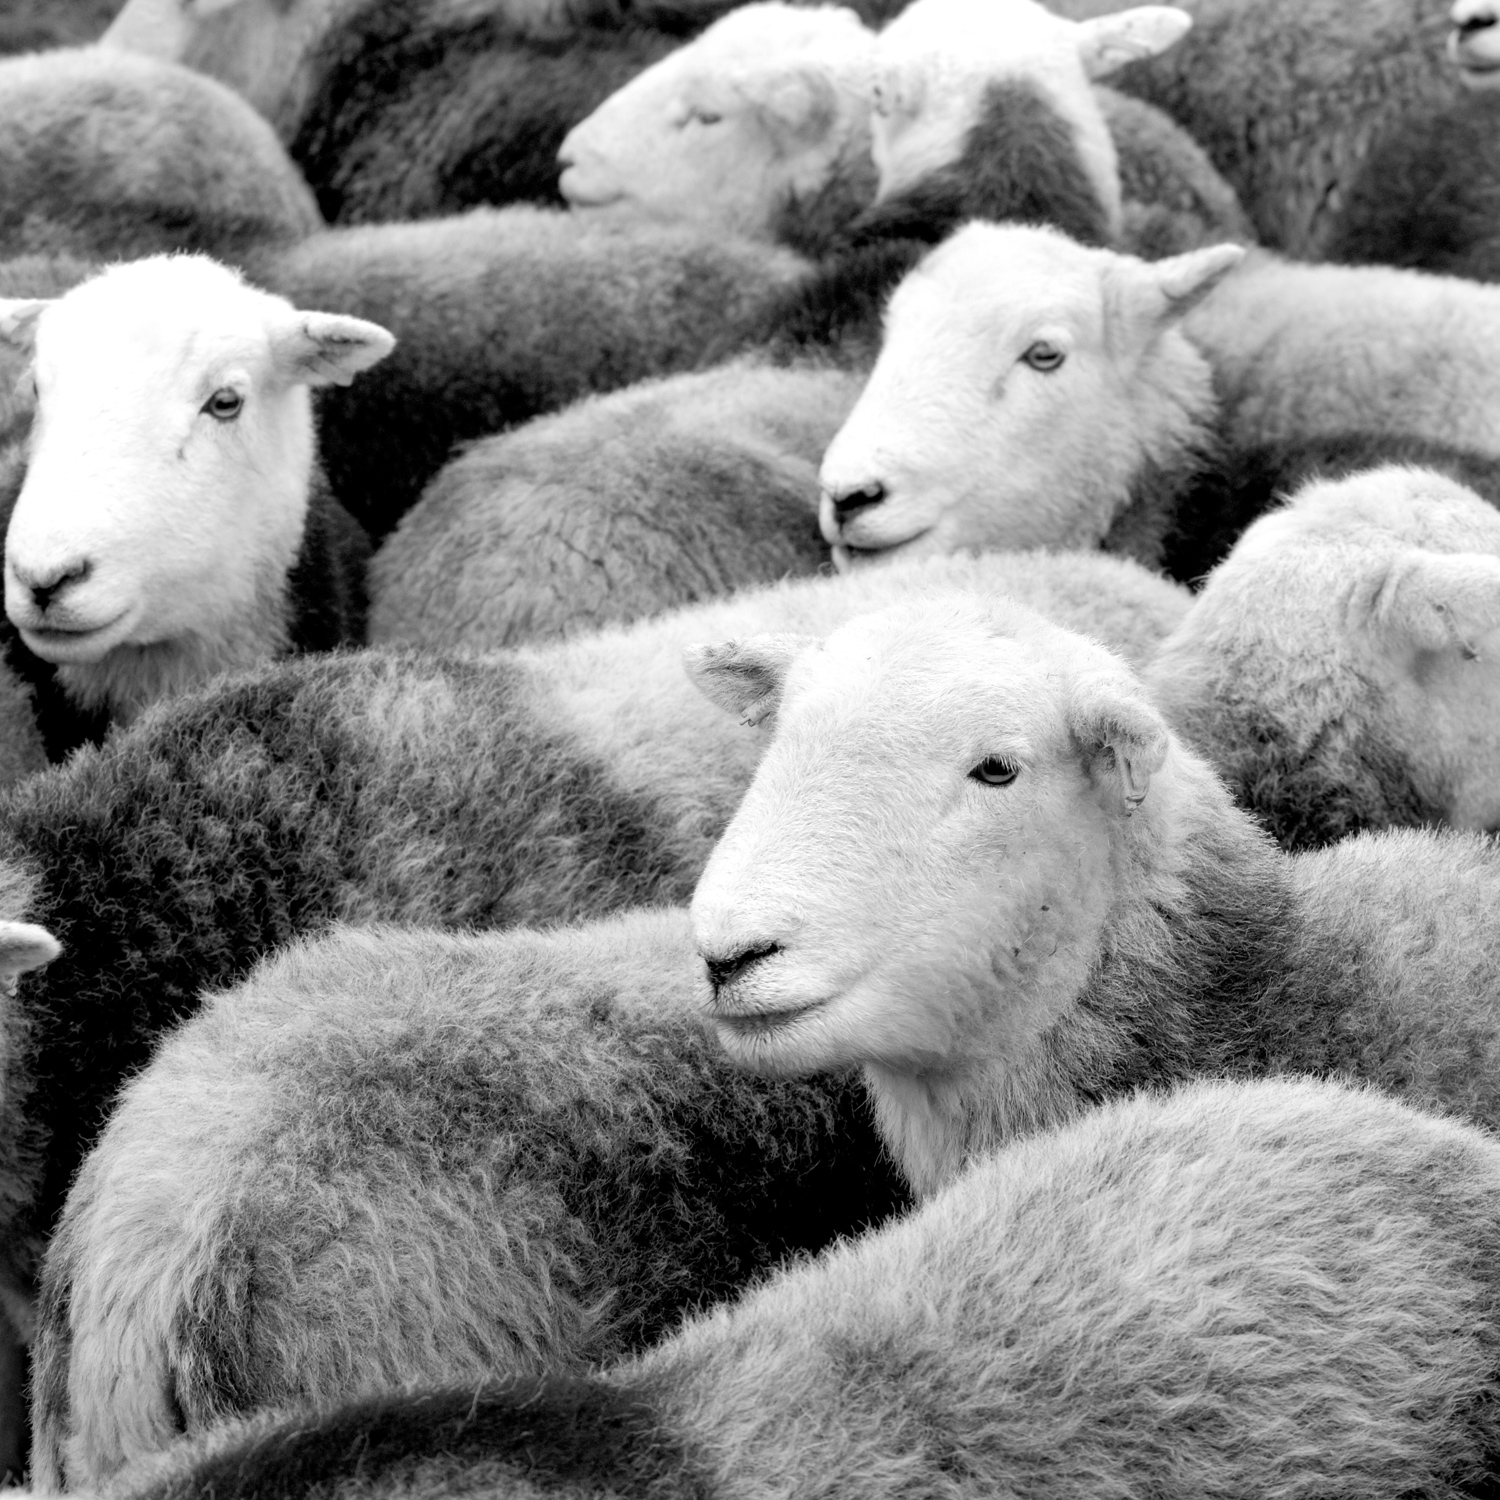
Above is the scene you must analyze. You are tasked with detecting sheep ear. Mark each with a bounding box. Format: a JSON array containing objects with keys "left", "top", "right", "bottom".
[
  {"left": 755, "top": 68, "right": 840, "bottom": 148},
  {"left": 1149, "top": 242, "right": 1245, "bottom": 315},
  {"left": 1105, "top": 242, "right": 1243, "bottom": 349},
  {"left": 1075, "top": 6, "right": 1193, "bottom": 78},
  {"left": 0, "top": 921, "right": 59, "bottom": 997},
  {"left": 1069, "top": 675, "right": 1170, "bottom": 812},
  {"left": 684, "top": 634, "right": 816, "bottom": 727},
  {"left": 271, "top": 312, "right": 396, "bottom": 388},
  {"left": 0, "top": 299, "right": 50, "bottom": 353},
  {"left": 1370, "top": 552, "right": 1500, "bottom": 659}
]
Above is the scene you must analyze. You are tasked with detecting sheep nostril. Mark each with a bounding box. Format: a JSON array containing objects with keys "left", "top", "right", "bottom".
[
  {"left": 704, "top": 942, "right": 782, "bottom": 995},
  {"left": 1459, "top": 10, "right": 1497, "bottom": 33},
  {"left": 827, "top": 482, "right": 887, "bottom": 526},
  {"left": 20, "top": 557, "right": 90, "bottom": 614}
]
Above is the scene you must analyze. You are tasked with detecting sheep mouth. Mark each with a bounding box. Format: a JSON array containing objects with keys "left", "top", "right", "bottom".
[
  {"left": 1449, "top": 33, "right": 1500, "bottom": 76},
  {"left": 830, "top": 530, "right": 930, "bottom": 573},
  {"left": 19, "top": 613, "right": 129, "bottom": 660},
  {"left": 713, "top": 1000, "right": 827, "bottom": 1038}
]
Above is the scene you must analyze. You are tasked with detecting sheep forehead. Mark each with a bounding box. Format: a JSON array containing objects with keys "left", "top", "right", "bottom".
[
  {"left": 36, "top": 259, "right": 288, "bottom": 397},
  {"left": 880, "top": 0, "right": 1073, "bottom": 65},
  {"left": 697, "top": 2, "right": 874, "bottom": 67}
]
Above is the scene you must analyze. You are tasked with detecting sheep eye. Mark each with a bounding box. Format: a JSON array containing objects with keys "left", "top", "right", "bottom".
[
  {"left": 1022, "top": 341, "right": 1065, "bottom": 373},
  {"left": 203, "top": 387, "right": 244, "bottom": 422},
  {"left": 687, "top": 106, "right": 723, "bottom": 126},
  {"left": 970, "top": 756, "right": 1019, "bottom": 786}
]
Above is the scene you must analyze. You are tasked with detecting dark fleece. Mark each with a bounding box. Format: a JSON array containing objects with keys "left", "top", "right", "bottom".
[
  {"left": 123, "top": 1380, "right": 705, "bottom": 1500},
  {"left": 0, "top": 647, "right": 722, "bottom": 1295},
  {"left": 1321, "top": 92, "right": 1500, "bottom": 283},
  {"left": 724, "top": 78, "right": 1115, "bottom": 368},
  {"left": 0, "top": 454, "right": 371, "bottom": 764},
  {"left": 33, "top": 940, "right": 907, "bottom": 1444},
  {"left": 0, "top": 0, "right": 123, "bottom": 53},
  {"left": 1161, "top": 431, "right": 1500, "bottom": 585},
  {"left": 287, "top": 0, "right": 909, "bottom": 226}
]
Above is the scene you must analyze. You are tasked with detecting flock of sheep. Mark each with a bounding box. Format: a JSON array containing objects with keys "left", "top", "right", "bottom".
[{"left": 2, "top": 0, "right": 1500, "bottom": 1491}]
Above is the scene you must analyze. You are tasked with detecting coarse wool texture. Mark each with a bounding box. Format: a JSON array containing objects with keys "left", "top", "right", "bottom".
[
  {"left": 282, "top": 0, "right": 907, "bottom": 225},
  {"left": 0, "top": 548, "right": 1188, "bottom": 1312},
  {"left": 0, "top": 49, "right": 321, "bottom": 264},
  {"left": 369, "top": 360, "right": 866, "bottom": 650},
  {"left": 244, "top": 209, "right": 811, "bottom": 540},
  {"left": 33, "top": 909, "right": 909, "bottom": 1488},
  {"left": 1047, "top": 0, "right": 1463, "bottom": 258},
  {"left": 0, "top": 449, "right": 372, "bottom": 765},
  {"left": 1320, "top": 90, "right": 1500, "bottom": 283},
  {"left": 0, "top": 665, "right": 42, "bottom": 791},
  {"left": 104, "top": 1078, "right": 1500, "bottom": 1500},
  {"left": 1183, "top": 248, "right": 1500, "bottom": 460}
]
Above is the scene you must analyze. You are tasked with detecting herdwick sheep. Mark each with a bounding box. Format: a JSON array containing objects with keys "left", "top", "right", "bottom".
[
  {"left": 0, "top": 255, "right": 384, "bottom": 760},
  {"left": 559, "top": 0, "right": 1250, "bottom": 261},
  {"left": 1452, "top": 0, "right": 1500, "bottom": 86},
  {"left": 819, "top": 221, "right": 1500, "bottom": 578},
  {"left": 242, "top": 212, "right": 810, "bottom": 541},
  {"left": 1048, "top": 0, "right": 1464, "bottom": 259},
  {"left": 0, "top": 49, "right": 321, "bottom": 263},
  {"left": 1148, "top": 465, "right": 1500, "bottom": 851},
  {"left": 368, "top": 360, "right": 866, "bottom": 650},
  {"left": 689, "top": 595, "right": 1500, "bottom": 1200},
  {"left": 0, "top": 548, "right": 1188, "bottom": 1365},
  {"left": 102, "top": 1078, "right": 1500, "bottom": 1500},
  {"left": 33, "top": 909, "right": 910, "bottom": 1488}
]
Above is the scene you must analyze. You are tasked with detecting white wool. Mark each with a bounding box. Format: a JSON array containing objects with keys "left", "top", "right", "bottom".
[
  {"left": 870, "top": 0, "right": 1190, "bottom": 235},
  {"left": 1148, "top": 464, "right": 1500, "bottom": 832},
  {"left": 558, "top": 4, "right": 877, "bottom": 240},
  {"left": 817, "top": 221, "right": 1239, "bottom": 561},
  {"left": 1450, "top": 0, "right": 1500, "bottom": 87},
  {"left": 0, "top": 255, "right": 391, "bottom": 724}
]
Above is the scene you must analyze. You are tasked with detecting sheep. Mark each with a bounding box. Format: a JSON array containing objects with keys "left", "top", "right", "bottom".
[
  {"left": 102, "top": 1077, "right": 1500, "bottom": 1500},
  {"left": 0, "top": 48, "right": 321, "bottom": 264},
  {"left": 0, "top": 255, "right": 385, "bottom": 760},
  {"left": 1147, "top": 465, "right": 1500, "bottom": 851},
  {"left": 557, "top": 3, "right": 880, "bottom": 257},
  {"left": 368, "top": 360, "right": 866, "bottom": 650},
  {"left": 1048, "top": 0, "right": 1464, "bottom": 259},
  {"left": 818, "top": 221, "right": 1500, "bottom": 579},
  {"left": 689, "top": 593, "right": 1500, "bottom": 1200},
  {"left": 31, "top": 908, "right": 911, "bottom": 1489},
  {"left": 0, "top": 546, "right": 1189, "bottom": 1373},
  {"left": 242, "top": 211, "right": 811, "bottom": 541},
  {"left": 1451, "top": 0, "right": 1500, "bottom": 86}
]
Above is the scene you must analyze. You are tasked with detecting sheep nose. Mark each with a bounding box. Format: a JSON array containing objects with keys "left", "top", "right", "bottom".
[
  {"left": 1458, "top": 7, "right": 1496, "bottom": 32},
  {"left": 14, "top": 557, "right": 89, "bottom": 613},
  {"left": 703, "top": 942, "right": 782, "bottom": 995},
  {"left": 824, "top": 481, "right": 887, "bottom": 526}
]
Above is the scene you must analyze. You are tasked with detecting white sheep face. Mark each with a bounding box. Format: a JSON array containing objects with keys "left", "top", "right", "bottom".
[
  {"left": 688, "top": 595, "right": 1168, "bottom": 1085},
  {"left": 1450, "top": 0, "right": 1500, "bottom": 88},
  {"left": 817, "top": 222, "right": 1241, "bottom": 562},
  {"left": 1154, "top": 465, "right": 1500, "bottom": 833},
  {"left": 869, "top": 0, "right": 1191, "bottom": 229},
  {"left": 0, "top": 256, "right": 392, "bottom": 678},
  {"left": 558, "top": 4, "right": 876, "bottom": 240}
]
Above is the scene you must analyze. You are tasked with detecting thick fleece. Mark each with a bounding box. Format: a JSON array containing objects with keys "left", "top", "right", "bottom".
[
  {"left": 107, "top": 1078, "right": 1500, "bottom": 1500},
  {"left": 245, "top": 210, "right": 810, "bottom": 540},
  {"left": 0, "top": 48, "right": 321, "bottom": 263},
  {"left": 35, "top": 910, "right": 908, "bottom": 1487},
  {"left": 369, "top": 361, "right": 866, "bottom": 649}
]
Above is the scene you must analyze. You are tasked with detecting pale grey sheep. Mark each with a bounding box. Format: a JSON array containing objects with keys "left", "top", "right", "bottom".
[
  {"left": 0, "top": 48, "right": 321, "bottom": 262},
  {"left": 368, "top": 361, "right": 865, "bottom": 650},
  {"left": 105, "top": 1077, "right": 1500, "bottom": 1500},
  {"left": 32, "top": 909, "right": 908, "bottom": 1488},
  {"left": 689, "top": 594, "right": 1500, "bottom": 1196},
  {"left": 0, "top": 544, "right": 1189, "bottom": 1450}
]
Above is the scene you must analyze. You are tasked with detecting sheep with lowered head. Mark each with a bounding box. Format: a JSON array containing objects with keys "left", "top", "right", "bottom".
[
  {"left": 689, "top": 595, "right": 1500, "bottom": 1198},
  {"left": 99, "top": 1077, "right": 1500, "bottom": 1500},
  {"left": 1148, "top": 465, "right": 1500, "bottom": 851},
  {"left": 0, "top": 547, "right": 1189, "bottom": 1371},
  {"left": 0, "top": 48, "right": 321, "bottom": 263},
  {"left": 819, "top": 221, "right": 1500, "bottom": 578},
  {"left": 0, "top": 254, "right": 387, "bottom": 760},
  {"left": 31, "top": 908, "right": 910, "bottom": 1488}
]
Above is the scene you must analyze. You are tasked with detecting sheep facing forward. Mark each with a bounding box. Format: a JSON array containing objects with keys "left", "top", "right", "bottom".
[
  {"left": 0, "top": 255, "right": 385, "bottom": 759},
  {"left": 0, "top": 548, "right": 1188, "bottom": 1355},
  {"left": 689, "top": 595, "right": 1500, "bottom": 1198},
  {"left": 104, "top": 1077, "right": 1500, "bottom": 1499},
  {"left": 33, "top": 910, "right": 909, "bottom": 1488}
]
